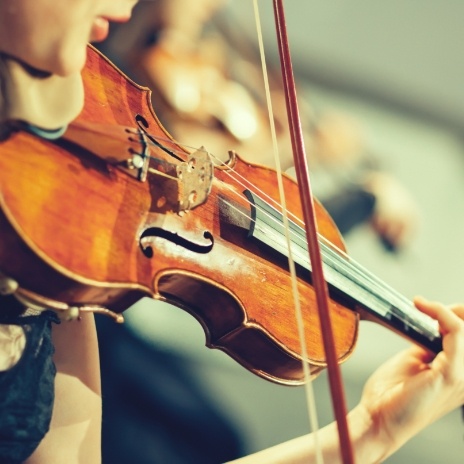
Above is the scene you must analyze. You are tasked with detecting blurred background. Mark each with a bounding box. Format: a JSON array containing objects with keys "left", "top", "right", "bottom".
[{"left": 95, "top": 1, "right": 464, "bottom": 462}]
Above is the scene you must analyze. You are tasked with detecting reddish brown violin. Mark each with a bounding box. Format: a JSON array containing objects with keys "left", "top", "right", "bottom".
[{"left": 0, "top": 46, "right": 440, "bottom": 386}]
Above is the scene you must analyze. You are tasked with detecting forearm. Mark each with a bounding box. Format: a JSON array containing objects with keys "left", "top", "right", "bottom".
[
  {"left": 228, "top": 405, "right": 386, "bottom": 464},
  {"left": 26, "top": 313, "right": 102, "bottom": 464}
]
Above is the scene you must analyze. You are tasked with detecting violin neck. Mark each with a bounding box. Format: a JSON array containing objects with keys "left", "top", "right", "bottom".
[{"left": 245, "top": 190, "right": 442, "bottom": 355}]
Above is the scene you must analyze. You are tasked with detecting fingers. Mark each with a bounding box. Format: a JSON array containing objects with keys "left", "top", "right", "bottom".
[
  {"left": 406, "top": 344, "right": 436, "bottom": 365},
  {"left": 448, "top": 304, "right": 464, "bottom": 320},
  {"left": 414, "top": 296, "right": 464, "bottom": 381},
  {"left": 413, "top": 296, "right": 463, "bottom": 336}
]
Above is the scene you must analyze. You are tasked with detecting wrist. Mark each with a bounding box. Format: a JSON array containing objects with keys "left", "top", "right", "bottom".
[{"left": 348, "top": 405, "right": 390, "bottom": 464}]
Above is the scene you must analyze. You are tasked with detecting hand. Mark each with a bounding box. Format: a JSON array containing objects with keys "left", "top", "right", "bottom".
[
  {"left": 356, "top": 297, "right": 464, "bottom": 462},
  {"left": 363, "top": 171, "right": 420, "bottom": 250},
  {"left": 310, "top": 111, "right": 365, "bottom": 168}
]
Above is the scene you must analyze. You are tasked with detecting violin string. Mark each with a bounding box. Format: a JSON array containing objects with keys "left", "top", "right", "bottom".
[
  {"left": 136, "top": 0, "right": 437, "bottom": 335},
  {"left": 216, "top": 188, "right": 439, "bottom": 338},
  {"left": 138, "top": 132, "right": 305, "bottom": 226},
  {"left": 137, "top": 133, "right": 439, "bottom": 335},
  {"left": 130, "top": 136, "right": 439, "bottom": 356},
  {"left": 127, "top": 125, "right": 305, "bottom": 228},
  {"left": 139, "top": 134, "right": 306, "bottom": 232},
  {"left": 135, "top": 132, "right": 436, "bottom": 330}
]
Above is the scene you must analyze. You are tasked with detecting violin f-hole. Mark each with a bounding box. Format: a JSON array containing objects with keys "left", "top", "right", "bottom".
[{"left": 139, "top": 228, "right": 214, "bottom": 258}]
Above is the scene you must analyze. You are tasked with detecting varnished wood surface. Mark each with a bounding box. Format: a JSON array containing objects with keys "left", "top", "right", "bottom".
[{"left": 0, "top": 47, "right": 358, "bottom": 384}]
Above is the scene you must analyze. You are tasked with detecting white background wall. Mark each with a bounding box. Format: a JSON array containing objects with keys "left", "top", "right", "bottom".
[{"left": 227, "top": 0, "right": 464, "bottom": 131}]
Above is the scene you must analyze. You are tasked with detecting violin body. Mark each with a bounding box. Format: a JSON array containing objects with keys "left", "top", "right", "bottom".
[{"left": 0, "top": 47, "right": 358, "bottom": 385}]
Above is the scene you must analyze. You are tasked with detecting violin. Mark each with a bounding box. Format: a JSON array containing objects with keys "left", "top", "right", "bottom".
[{"left": 0, "top": 46, "right": 441, "bottom": 386}]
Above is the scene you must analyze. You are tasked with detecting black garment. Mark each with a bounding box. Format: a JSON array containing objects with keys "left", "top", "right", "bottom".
[
  {"left": 0, "top": 300, "right": 58, "bottom": 464},
  {"left": 321, "top": 187, "right": 376, "bottom": 236},
  {"left": 97, "top": 315, "right": 244, "bottom": 464}
]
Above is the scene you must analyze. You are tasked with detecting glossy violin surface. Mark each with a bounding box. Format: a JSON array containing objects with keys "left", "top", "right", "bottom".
[
  {"left": 0, "top": 46, "right": 440, "bottom": 386},
  {"left": 0, "top": 47, "right": 360, "bottom": 384}
]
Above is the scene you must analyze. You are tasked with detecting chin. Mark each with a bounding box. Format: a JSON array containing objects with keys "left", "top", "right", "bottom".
[{"left": 53, "top": 47, "right": 88, "bottom": 77}]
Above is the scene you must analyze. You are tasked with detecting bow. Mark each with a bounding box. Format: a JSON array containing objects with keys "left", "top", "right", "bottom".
[{"left": 265, "top": 1, "right": 354, "bottom": 462}]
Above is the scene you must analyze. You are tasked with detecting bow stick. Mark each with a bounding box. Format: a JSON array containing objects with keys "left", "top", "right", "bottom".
[{"left": 271, "top": 1, "right": 354, "bottom": 462}]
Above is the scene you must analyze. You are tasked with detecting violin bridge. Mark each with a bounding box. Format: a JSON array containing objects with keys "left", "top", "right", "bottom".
[
  {"left": 176, "top": 147, "right": 213, "bottom": 212},
  {"left": 146, "top": 147, "right": 213, "bottom": 213}
]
